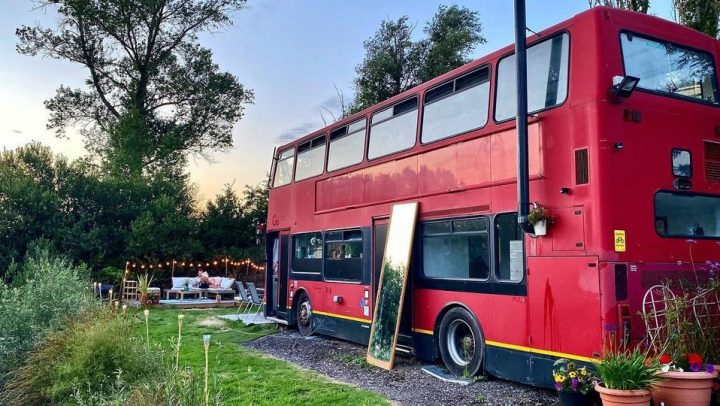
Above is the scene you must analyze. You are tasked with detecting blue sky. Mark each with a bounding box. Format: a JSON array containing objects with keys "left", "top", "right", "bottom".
[{"left": 0, "top": 1, "right": 675, "bottom": 201}]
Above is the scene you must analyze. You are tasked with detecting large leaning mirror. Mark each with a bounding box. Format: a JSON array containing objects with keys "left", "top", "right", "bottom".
[{"left": 366, "top": 202, "right": 418, "bottom": 370}]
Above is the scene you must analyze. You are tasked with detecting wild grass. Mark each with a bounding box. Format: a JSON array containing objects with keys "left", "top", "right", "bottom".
[{"left": 142, "top": 307, "right": 389, "bottom": 405}]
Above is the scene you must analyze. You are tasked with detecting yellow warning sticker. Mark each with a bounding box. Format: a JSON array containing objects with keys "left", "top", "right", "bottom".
[{"left": 614, "top": 230, "right": 626, "bottom": 252}]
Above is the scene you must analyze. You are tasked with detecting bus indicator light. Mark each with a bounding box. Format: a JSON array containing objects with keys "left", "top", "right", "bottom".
[{"left": 614, "top": 230, "right": 626, "bottom": 252}]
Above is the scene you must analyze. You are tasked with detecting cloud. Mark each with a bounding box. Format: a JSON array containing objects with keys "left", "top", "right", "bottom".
[
  {"left": 12, "top": 129, "right": 23, "bottom": 134},
  {"left": 275, "top": 122, "right": 320, "bottom": 143}
]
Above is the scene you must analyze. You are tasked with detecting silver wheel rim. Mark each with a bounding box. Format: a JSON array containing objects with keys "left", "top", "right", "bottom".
[
  {"left": 298, "top": 301, "right": 311, "bottom": 327},
  {"left": 447, "top": 319, "right": 475, "bottom": 367}
]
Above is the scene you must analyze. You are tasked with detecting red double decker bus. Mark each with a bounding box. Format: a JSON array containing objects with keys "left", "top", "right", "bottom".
[{"left": 263, "top": 6, "right": 720, "bottom": 387}]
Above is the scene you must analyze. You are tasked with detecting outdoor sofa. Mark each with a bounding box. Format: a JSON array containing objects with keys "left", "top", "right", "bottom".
[{"left": 167, "top": 276, "right": 236, "bottom": 300}]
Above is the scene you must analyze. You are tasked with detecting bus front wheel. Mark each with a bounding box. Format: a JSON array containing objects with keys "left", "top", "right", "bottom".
[
  {"left": 296, "top": 291, "right": 313, "bottom": 336},
  {"left": 438, "top": 307, "right": 484, "bottom": 377}
]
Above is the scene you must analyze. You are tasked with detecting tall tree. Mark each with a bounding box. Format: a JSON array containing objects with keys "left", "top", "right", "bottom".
[
  {"left": 351, "top": 5, "right": 485, "bottom": 113},
  {"left": 415, "top": 5, "right": 485, "bottom": 83},
  {"left": 673, "top": 0, "right": 720, "bottom": 38},
  {"left": 351, "top": 16, "right": 417, "bottom": 113},
  {"left": 16, "top": 0, "right": 254, "bottom": 175},
  {"left": 588, "top": 0, "right": 650, "bottom": 13}
]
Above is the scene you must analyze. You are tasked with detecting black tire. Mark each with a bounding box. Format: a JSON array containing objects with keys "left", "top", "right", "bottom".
[
  {"left": 296, "top": 291, "right": 313, "bottom": 336},
  {"left": 438, "top": 307, "right": 484, "bottom": 377}
]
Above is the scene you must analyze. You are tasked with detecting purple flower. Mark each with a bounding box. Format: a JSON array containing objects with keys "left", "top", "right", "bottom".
[
  {"left": 571, "top": 378, "right": 579, "bottom": 390},
  {"left": 706, "top": 364, "right": 715, "bottom": 373},
  {"left": 690, "top": 363, "right": 701, "bottom": 372},
  {"left": 555, "top": 383, "right": 563, "bottom": 390}
]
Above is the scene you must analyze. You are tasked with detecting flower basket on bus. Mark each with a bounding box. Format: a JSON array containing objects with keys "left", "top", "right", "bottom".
[{"left": 528, "top": 204, "right": 553, "bottom": 236}]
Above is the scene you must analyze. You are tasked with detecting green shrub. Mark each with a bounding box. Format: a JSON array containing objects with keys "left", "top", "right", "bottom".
[
  {"left": 0, "top": 249, "right": 97, "bottom": 381},
  {"left": 97, "top": 266, "right": 124, "bottom": 288},
  {"left": 1, "top": 309, "right": 161, "bottom": 405}
]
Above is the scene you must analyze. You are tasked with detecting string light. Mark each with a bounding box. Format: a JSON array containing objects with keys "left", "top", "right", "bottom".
[{"left": 123, "top": 258, "right": 265, "bottom": 272}]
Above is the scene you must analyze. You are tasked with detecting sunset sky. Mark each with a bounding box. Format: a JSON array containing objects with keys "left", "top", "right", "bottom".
[{"left": 0, "top": 1, "right": 675, "bottom": 201}]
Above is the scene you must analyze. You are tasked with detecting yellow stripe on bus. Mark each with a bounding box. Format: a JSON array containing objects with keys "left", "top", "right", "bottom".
[
  {"left": 313, "top": 310, "right": 371, "bottom": 324},
  {"left": 485, "top": 340, "right": 597, "bottom": 363},
  {"left": 289, "top": 310, "right": 595, "bottom": 363}
]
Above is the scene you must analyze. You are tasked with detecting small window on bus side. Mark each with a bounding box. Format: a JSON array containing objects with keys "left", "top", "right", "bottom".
[
  {"left": 292, "top": 232, "right": 323, "bottom": 275},
  {"left": 327, "top": 118, "right": 366, "bottom": 172},
  {"left": 273, "top": 148, "right": 295, "bottom": 188},
  {"left": 495, "top": 213, "right": 523, "bottom": 282},
  {"left": 495, "top": 33, "right": 570, "bottom": 122},
  {"left": 324, "top": 229, "right": 363, "bottom": 282},
  {"left": 368, "top": 97, "right": 418, "bottom": 160},
  {"left": 422, "top": 217, "right": 490, "bottom": 280},
  {"left": 295, "top": 135, "right": 326, "bottom": 181},
  {"left": 422, "top": 67, "right": 490, "bottom": 143}
]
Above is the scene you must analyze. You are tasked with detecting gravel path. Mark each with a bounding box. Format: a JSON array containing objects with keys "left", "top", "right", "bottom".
[{"left": 244, "top": 330, "right": 558, "bottom": 406}]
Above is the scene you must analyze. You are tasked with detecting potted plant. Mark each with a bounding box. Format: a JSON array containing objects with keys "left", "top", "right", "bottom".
[
  {"left": 642, "top": 277, "right": 720, "bottom": 406},
  {"left": 528, "top": 203, "right": 553, "bottom": 236},
  {"left": 652, "top": 353, "right": 717, "bottom": 406},
  {"left": 594, "top": 347, "right": 658, "bottom": 406},
  {"left": 552, "top": 358, "right": 598, "bottom": 405},
  {"left": 137, "top": 273, "right": 154, "bottom": 305},
  {"left": 182, "top": 278, "right": 190, "bottom": 291}
]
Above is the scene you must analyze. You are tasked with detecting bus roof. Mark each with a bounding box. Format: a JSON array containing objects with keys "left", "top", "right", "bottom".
[{"left": 274, "top": 6, "right": 717, "bottom": 153}]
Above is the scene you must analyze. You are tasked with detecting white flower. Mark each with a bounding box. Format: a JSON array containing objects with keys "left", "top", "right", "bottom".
[{"left": 661, "top": 364, "right": 670, "bottom": 372}]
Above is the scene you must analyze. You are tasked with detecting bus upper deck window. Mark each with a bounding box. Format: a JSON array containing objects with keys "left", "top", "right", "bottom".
[
  {"left": 621, "top": 32, "right": 718, "bottom": 104},
  {"left": 273, "top": 149, "right": 295, "bottom": 188}
]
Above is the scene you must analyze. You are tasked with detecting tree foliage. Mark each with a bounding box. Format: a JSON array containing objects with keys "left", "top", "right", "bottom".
[
  {"left": 351, "top": 5, "right": 484, "bottom": 113},
  {"left": 673, "top": 0, "right": 720, "bottom": 38},
  {"left": 588, "top": 0, "right": 650, "bottom": 13},
  {"left": 16, "top": 0, "right": 254, "bottom": 175},
  {"left": 0, "top": 143, "right": 268, "bottom": 281}
]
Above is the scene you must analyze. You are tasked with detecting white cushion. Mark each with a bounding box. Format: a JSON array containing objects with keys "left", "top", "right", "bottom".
[
  {"left": 172, "top": 277, "right": 195, "bottom": 289},
  {"left": 220, "top": 278, "right": 235, "bottom": 290}
]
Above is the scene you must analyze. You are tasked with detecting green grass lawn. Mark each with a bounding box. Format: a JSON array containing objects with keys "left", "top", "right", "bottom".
[{"left": 138, "top": 307, "right": 388, "bottom": 405}]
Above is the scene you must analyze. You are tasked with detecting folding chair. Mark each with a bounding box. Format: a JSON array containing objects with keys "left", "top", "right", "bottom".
[
  {"left": 245, "top": 282, "right": 264, "bottom": 322},
  {"left": 235, "top": 282, "right": 252, "bottom": 315}
]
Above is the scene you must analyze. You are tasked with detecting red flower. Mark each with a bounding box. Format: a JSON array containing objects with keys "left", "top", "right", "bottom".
[
  {"left": 659, "top": 354, "right": 672, "bottom": 364},
  {"left": 688, "top": 353, "right": 703, "bottom": 366}
]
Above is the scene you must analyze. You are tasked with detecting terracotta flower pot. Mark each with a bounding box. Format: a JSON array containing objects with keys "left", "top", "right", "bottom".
[
  {"left": 594, "top": 384, "right": 650, "bottom": 406},
  {"left": 650, "top": 370, "right": 718, "bottom": 406}
]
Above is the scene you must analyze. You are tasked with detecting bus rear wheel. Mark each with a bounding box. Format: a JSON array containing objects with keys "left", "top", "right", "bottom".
[
  {"left": 438, "top": 307, "right": 484, "bottom": 377},
  {"left": 296, "top": 291, "right": 313, "bottom": 336}
]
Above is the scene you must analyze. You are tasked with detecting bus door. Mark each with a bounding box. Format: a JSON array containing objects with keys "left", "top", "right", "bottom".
[{"left": 266, "top": 232, "right": 289, "bottom": 319}]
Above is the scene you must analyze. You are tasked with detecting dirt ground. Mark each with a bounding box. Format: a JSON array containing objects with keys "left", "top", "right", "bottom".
[{"left": 244, "top": 329, "right": 559, "bottom": 406}]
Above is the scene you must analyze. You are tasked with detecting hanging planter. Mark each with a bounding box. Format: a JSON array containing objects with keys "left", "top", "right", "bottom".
[{"left": 528, "top": 203, "right": 553, "bottom": 236}]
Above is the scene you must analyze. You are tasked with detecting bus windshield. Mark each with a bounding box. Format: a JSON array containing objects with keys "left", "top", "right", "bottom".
[{"left": 621, "top": 32, "right": 718, "bottom": 103}]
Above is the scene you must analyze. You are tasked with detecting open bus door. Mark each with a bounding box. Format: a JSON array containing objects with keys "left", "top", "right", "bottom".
[{"left": 265, "top": 231, "right": 289, "bottom": 322}]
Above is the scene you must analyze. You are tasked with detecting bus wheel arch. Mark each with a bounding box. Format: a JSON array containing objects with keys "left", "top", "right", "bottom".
[
  {"left": 435, "top": 304, "right": 485, "bottom": 377},
  {"left": 293, "top": 289, "right": 314, "bottom": 336}
]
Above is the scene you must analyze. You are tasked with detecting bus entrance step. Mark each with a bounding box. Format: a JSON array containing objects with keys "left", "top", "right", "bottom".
[
  {"left": 395, "top": 343, "right": 414, "bottom": 355},
  {"left": 266, "top": 316, "right": 289, "bottom": 325}
]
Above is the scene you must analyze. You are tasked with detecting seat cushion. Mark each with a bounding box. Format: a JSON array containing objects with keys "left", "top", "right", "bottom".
[
  {"left": 172, "top": 277, "right": 195, "bottom": 289},
  {"left": 220, "top": 278, "right": 235, "bottom": 290},
  {"left": 209, "top": 277, "right": 222, "bottom": 289}
]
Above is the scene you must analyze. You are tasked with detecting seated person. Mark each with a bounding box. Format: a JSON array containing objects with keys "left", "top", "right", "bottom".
[{"left": 198, "top": 270, "right": 210, "bottom": 289}]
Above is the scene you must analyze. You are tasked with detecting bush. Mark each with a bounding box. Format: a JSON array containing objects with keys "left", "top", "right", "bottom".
[
  {"left": 1, "top": 309, "right": 161, "bottom": 405},
  {"left": 0, "top": 249, "right": 97, "bottom": 382}
]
